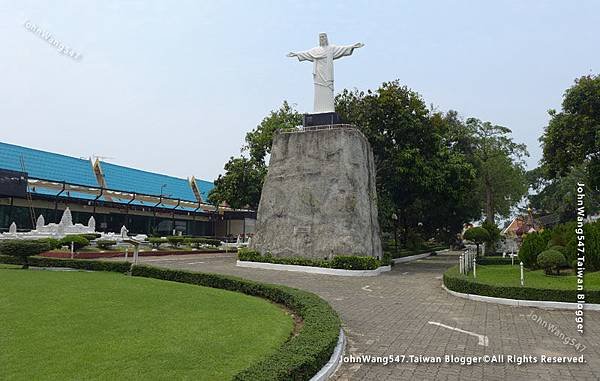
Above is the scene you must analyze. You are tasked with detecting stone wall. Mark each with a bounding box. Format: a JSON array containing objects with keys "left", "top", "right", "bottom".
[{"left": 251, "top": 127, "right": 383, "bottom": 259}]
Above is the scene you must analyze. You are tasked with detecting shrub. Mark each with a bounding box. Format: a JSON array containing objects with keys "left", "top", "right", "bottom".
[
  {"left": 238, "top": 249, "right": 382, "bottom": 270},
  {"left": 463, "top": 227, "right": 490, "bottom": 256},
  {"left": 184, "top": 237, "right": 222, "bottom": 248},
  {"left": 59, "top": 235, "right": 90, "bottom": 251},
  {"left": 166, "top": 236, "right": 185, "bottom": 248},
  {"left": 96, "top": 239, "right": 117, "bottom": 250},
  {"left": 566, "top": 220, "right": 600, "bottom": 272},
  {"left": 36, "top": 238, "right": 60, "bottom": 251},
  {"left": 518, "top": 230, "right": 551, "bottom": 269},
  {"left": 331, "top": 255, "right": 380, "bottom": 270},
  {"left": 80, "top": 233, "right": 102, "bottom": 241},
  {"left": 443, "top": 265, "right": 600, "bottom": 303},
  {"left": 148, "top": 237, "right": 167, "bottom": 248},
  {"left": 481, "top": 221, "right": 501, "bottom": 255},
  {"left": 0, "top": 255, "right": 131, "bottom": 272},
  {"left": 548, "top": 245, "right": 566, "bottom": 255},
  {"left": 537, "top": 250, "right": 566, "bottom": 275},
  {"left": 0, "top": 240, "right": 55, "bottom": 268}
]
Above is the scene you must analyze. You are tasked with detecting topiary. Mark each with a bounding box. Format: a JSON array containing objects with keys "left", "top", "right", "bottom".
[
  {"left": 463, "top": 227, "right": 490, "bottom": 257},
  {"left": 36, "top": 238, "right": 60, "bottom": 251},
  {"left": 148, "top": 237, "right": 167, "bottom": 249},
  {"left": 518, "top": 230, "right": 550, "bottom": 269},
  {"left": 96, "top": 239, "right": 117, "bottom": 250},
  {"left": 166, "top": 236, "right": 185, "bottom": 248},
  {"left": 537, "top": 249, "right": 566, "bottom": 275},
  {"left": 59, "top": 235, "right": 90, "bottom": 251},
  {"left": 481, "top": 221, "right": 501, "bottom": 255},
  {"left": 0, "top": 239, "right": 55, "bottom": 268}
]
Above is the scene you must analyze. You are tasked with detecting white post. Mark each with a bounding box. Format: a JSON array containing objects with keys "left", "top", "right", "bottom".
[
  {"left": 520, "top": 261, "right": 524, "bottom": 286},
  {"left": 70, "top": 241, "right": 74, "bottom": 259},
  {"left": 459, "top": 254, "right": 464, "bottom": 274},
  {"left": 134, "top": 245, "right": 139, "bottom": 265},
  {"left": 503, "top": 251, "right": 506, "bottom": 258},
  {"left": 125, "top": 247, "right": 128, "bottom": 260},
  {"left": 512, "top": 254, "right": 514, "bottom": 266},
  {"left": 473, "top": 258, "right": 477, "bottom": 278}
]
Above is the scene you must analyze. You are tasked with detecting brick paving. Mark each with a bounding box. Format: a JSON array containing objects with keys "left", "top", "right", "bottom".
[{"left": 110, "top": 251, "right": 600, "bottom": 380}]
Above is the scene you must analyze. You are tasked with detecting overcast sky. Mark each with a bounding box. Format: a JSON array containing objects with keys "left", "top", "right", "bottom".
[{"left": 1, "top": 1, "right": 598, "bottom": 181}]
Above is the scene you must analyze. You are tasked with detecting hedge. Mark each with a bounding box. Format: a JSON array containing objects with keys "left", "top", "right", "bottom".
[
  {"left": 477, "top": 257, "right": 513, "bottom": 265},
  {"left": 238, "top": 249, "right": 382, "bottom": 270},
  {"left": 0, "top": 255, "right": 131, "bottom": 273},
  {"left": 0, "top": 255, "right": 341, "bottom": 380},
  {"left": 130, "top": 265, "right": 341, "bottom": 380},
  {"left": 443, "top": 265, "right": 600, "bottom": 304}
]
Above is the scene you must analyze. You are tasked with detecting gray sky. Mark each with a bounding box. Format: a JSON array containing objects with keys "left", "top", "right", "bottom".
[{"left": 1, "top": 1, "right": 598, "bottom": 181}]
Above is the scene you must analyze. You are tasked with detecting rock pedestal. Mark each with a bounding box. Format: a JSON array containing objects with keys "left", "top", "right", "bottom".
[{"left": 251, "top": 126, "right": 383, "bottom": 260}]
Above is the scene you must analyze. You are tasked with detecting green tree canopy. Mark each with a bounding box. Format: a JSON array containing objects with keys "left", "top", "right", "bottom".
[{"left": 541, "top": 74, "right": 600, "bottom": 191}]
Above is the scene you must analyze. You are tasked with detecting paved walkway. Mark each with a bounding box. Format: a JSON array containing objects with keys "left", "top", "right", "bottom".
[{"left": 111, "top": 251, "right": 600, "bottom": 380}]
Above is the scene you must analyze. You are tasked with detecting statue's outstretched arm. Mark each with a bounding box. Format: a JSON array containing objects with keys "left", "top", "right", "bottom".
[
  {"left": 332, "top": 43, "right": 364, "bottom": 60},
  {"left": 286, "top": 50, "right": 315, "bottom": 62}
]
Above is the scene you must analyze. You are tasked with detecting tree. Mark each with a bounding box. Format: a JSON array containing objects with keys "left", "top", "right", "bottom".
[
  {"left": 465, "top": 118, "right": 529, "bottom": 224},
  {"left": 0, "top": 240, "right": 54, "bottom": 269},
  {"left": 244, "top": 101, "right": 302, "bottom": 165},
  {"left": 463, "top": 227, "right": 490, "bottom": 257},
  {"left": 209, "top": 102, "right": 301, "bottom": 209},
  {"left": 336, "top": 82, "right": 480, "bottom": 244},
  {"left": 208, "top": 157, "right": 266, "bottom": 210},
  {"left": 541, "top": 74, "right": 600, "bottom": 191}
]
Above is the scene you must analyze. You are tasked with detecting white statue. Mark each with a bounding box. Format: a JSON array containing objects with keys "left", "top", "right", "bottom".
[
  {"left": 8, "top": 222, "right": 17, "bottom": 234},
  {"left": 287, "top": 33, "right": 364, "bottom": 113},
  {"left": 88, "top": 216, "right": 96, "bottom": 231},
  {"left": 36, "top": 215, "right": 45, "bottom": 229},
  {"left": 120, "top": 225, "right": 128, "bottom": 238},
  {"left": 59, "top": 207, "right": 73, "bottom": 226}
]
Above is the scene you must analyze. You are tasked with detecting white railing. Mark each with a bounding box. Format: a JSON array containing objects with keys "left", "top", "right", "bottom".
[{"left": 280, "top": 124, "right": 357, "bottom": 134}]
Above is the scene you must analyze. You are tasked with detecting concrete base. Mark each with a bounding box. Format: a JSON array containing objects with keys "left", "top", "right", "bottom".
[
  {"left": 237, "top": 260, "right": 391, "bottom": 277},
  {"left": 251, "top": 127, "right": 383, "bottom": 260}
]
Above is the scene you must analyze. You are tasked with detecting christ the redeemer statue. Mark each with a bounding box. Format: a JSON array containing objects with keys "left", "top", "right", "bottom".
[{"left": 287, "top": 33, "right": 364, "bottom": 114}]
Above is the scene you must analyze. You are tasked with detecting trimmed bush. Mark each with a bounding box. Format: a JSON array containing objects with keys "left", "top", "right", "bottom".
[
  {"left": 537, "top": 250, "right": 566, "bottom": 275},
  {"left": 0, "top": 255, "right": 131, "bottom": 272},
  {"left": 477, "top": 256, "right": 513, "bottom": 265},
  {"left": 443, "top": 265, "right": 600, "bottom": 304},
  {"left": 565, "top": 220, "right": 600, "bottom": 272},
  {"left": 59, "top": 235, "right": 90, "bottom": 251},
  {"left": 96, "top": 239, "right": 117, "bottom": 250},
  {"left": 36, "top": 238, "right": 60, "bottom": 251},
  {"left": 148, "top": 237, "right": 167, "bottom": 248},
  {"left": 166, "top": 236, "right": 185, "bottom": 248},
  {"left": 80, "top": 233, "right": 102, "bottom": 241},
  {"left": 238, "top": 249, "right": 382, "bottom": 270},
  {"left": 330, "top": 255, "right": 380, "bottom": 270},
  {"left": 463, "top": 227, "right": 490, "bottom": 256},
  {"left": 0, "top": 240, "right": 55, "bottom": 268},
  {"left": 518, "top": 230, "right": 551, "bottom": 269},
  {"left": 184, "top": 237, "right": 222, "bottom": 248}
]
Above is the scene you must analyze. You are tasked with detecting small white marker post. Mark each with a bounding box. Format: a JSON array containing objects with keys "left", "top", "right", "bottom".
[
  {"left": 511, "top": 254, "right": 514, "bottom": 266},
  {"left": 503, "top": 251, "right": 506, "bottom": 258},
  {"left": 70, "top": 241, "right": 74, "bottom": 259},
  {"left": 520, "top": 261, "right": 524, "bottom": 286},
  {"left": 459, "top": 254, "right": 464, "bottom": 274},
  {"left": 473, "top": 258, "right": 477, "bottom": 279},
  {"left": 125, "top": 247, "right": 128, "bottom": 261}
]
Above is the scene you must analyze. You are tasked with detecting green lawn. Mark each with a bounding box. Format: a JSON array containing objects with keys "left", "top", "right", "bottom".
[
  {"left": 0, "top": 267, "right": 293, "bottom": 380},
  {"left": 466, "top": 264, "right": 600, "bottom": 290}
]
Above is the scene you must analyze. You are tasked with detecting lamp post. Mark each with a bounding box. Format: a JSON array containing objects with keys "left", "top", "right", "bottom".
[{"left": 520, "top": 261, "right": 524, "bottom": 286}]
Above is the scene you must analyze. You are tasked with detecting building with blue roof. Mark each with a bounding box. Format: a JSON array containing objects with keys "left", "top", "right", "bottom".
[{"left": 0, "top": 142, "right": 255, "bottom": 236}]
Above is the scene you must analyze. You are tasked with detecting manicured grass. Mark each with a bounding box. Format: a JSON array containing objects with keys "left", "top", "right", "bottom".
[
  {"left": 0, "top": 268, "right": 293, "bottom": 380},
  {"left": 465, "top": 265, "right": 600, "bottom": 290}
]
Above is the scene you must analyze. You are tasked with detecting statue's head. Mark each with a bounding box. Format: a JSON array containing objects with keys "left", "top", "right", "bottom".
[{"left": 319, "top": 33, "right": 328, "bottom": 47}]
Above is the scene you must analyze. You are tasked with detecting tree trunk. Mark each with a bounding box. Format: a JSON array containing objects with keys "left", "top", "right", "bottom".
[{"left": 485, "top": 180, "right": 494, "bottom": 224}]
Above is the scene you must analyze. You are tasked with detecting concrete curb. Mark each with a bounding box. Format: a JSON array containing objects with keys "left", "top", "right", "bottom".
[
  {"left": 236, "top": 261, "right": 391, "bottom": 276},
  {"left": 310, "top": 329, "right": 346, "bottom": 381},
  {"left": 442, "top": 284, "right": 600, "bottom": 311},
  {"left": 392, "top": 249, "right": 449, "bottom": 264}
]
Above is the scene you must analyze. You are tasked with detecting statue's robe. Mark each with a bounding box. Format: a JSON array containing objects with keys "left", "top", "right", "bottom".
[{"left": 294, "top": 44, "right": 359, "bottom": 113}]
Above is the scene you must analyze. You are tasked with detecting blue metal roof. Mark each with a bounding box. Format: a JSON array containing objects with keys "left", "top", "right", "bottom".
[
  {"left": 0, "top": 142, "right": 98, "bottom": 187},
  {"left": 194, "top": 178, "right": 215, "bottom": 202},
  {"left": 100, "top": 161, "right": 197, "bottom": 202}
]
